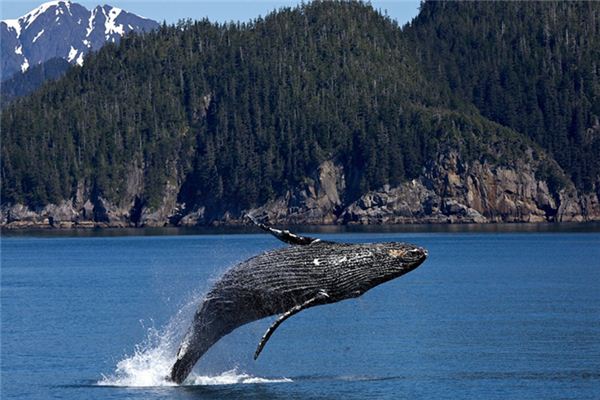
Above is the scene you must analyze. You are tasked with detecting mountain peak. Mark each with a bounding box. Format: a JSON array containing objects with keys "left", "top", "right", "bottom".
[
  {"left": 4, "top": 1, "right": 72, "bottom": 37},
  {"left": 1, "top": 1, "right": 158, "bottom": 80}
]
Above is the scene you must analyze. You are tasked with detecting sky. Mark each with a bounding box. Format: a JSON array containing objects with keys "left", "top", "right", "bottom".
[{"left": 1, "top": 0, "right": 421, "bottom": 27}]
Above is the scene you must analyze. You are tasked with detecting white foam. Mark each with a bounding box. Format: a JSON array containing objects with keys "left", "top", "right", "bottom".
[
  {"left": 98, "top": 295, "right": 193, "bottom": 388},
  {"left": 97, "top": 325, "right": 178, "bottom": 387},
  {"left": 98, "top": 326, "right": 292, "bottom": 387},
  {"left": 97, "top": 291, "right": 291, "bottom": 387},
  {"left": 190, "top": 369, "right": 292, "bottom": 386}
]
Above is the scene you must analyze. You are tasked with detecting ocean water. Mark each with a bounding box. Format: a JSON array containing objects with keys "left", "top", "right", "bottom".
[{"left": 1, "top": 227, "right": 599, "bottom": 399}]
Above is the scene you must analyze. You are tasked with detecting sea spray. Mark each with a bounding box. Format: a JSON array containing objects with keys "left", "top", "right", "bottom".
[
  {"left": 98, "top": 330, "right": 292, "bottom": 387},
  {"left": 98, "top": 285, "right": 292, "bottom": 387},
  {"left": 98, "top": 292, "right": 200, "bottom": 387},
  {"left": 98, "top": 263, "right": 225, "bottom": 387}
]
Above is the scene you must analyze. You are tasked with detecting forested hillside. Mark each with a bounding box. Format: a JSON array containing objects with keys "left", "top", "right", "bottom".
[
  {"left": 407, "top": 1, "right": 600, "bottom": 190},
  {"left": 1, "top": 1, "right": 599, "bottom": 227}
]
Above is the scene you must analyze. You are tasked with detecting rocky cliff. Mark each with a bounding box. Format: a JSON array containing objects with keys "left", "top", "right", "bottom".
[{"left": 3, "top": 148, "right": 599, "bottom": 229}]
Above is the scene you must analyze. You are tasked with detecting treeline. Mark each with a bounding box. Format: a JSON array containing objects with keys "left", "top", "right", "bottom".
[{"left": 1, "top": 1, "right": 596, "bottom": 215}]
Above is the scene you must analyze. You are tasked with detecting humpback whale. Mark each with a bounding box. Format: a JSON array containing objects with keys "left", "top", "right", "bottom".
[{"left": 170, "top": 218, "right": 427, "bottom": 384}]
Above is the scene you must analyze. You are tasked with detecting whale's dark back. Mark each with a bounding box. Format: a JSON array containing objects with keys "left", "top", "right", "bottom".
[{"left": 211, "top": 241, "right": 342, "bottom": 311}]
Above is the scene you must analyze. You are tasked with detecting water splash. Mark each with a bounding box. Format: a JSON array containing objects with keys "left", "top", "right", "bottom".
[
  {"left": 97, "top": 313, "right": 185, "bottom": 387},
  {"left": 97, "top": 293, "right": 291, "bottom": 387},
  {"left": 190, "top": 369, "right": 292, "bottom": 385}
]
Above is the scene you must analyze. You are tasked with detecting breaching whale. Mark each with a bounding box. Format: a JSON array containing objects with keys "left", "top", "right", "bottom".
[{"left": 170, "top": 217, "right": 427, "bottom": 383}]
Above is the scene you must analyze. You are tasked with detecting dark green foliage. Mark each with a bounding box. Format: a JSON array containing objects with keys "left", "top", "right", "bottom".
[
  {"left": 1, "top": 1, "right": 597, "bottom": 215},
  {"left": 1, "top": 2, "right": 432, "bottom": 212},
  {"left": 407, "top": 1, "right": 600, "bottom": 191}
]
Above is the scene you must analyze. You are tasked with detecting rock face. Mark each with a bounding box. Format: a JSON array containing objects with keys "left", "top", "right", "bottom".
[
  {"left": 251, "top": 161, "right": 345, "bottom": 225},
  {"left": 341, "top": 151, "right": 585, "bottom": 224},
  {"left": 3, "top": 149, "right": 599, "bottom": 229}
]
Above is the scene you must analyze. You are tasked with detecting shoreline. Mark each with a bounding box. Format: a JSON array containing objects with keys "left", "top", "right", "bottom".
[{"left": 3, "top": 221, "right": 600, "bottom": 237}]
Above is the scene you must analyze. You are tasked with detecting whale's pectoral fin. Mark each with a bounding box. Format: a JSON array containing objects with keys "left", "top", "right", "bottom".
[
  {"left": 247, "top": 214, "right": 319, "bottom": 245},
  {"left": 254, "top": 290, "right": 330, "bottom": 359}
]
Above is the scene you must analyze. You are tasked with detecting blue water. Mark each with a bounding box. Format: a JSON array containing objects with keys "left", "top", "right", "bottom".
[{"left": 2, "top": 229, "right": 600, "bottom": 399}]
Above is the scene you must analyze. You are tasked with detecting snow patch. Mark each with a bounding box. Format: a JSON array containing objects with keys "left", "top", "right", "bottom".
[
  {"left": 21, "top": 58, "right": 29, "bottom": 73},
  {"left": 2, "top": 1, "right": 75, "bottom": 36},
  {"left": 21, "top": 0, "right": 68, "bottom": 30},
  {"left": 67, "top": 45, "right": 78, "bottom": 62},
  {"left": 86, "top": 8, "right": 96, "bottom": 37},
  {"left": 3, "top": 19, "right": 22, "bottom": 37},
  {"left": 14, "top": 45, "right": 23, "bottom": 55},
  {"left": 104, "top": 6, "right": 124, "bottom": 36},
  {"left": 75, "top": 51, "right": 84, "bottom": 66},
  {"left": 32, "top": 29, "right": 45, "bottom": 43}
]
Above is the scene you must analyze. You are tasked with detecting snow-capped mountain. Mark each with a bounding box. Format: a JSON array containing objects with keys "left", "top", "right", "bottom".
[{"left": 1, "top": 1, "right": 158, "bottom": 81}]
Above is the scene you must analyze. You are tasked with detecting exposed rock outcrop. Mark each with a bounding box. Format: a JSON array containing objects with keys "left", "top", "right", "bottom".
[
  {"left": 2, "top": 151, "right": 599, "bottom": 229},
  {"left": 251, "top": 160, "right": 345, "bottom": 224},
  {"left": 139, "top": 180, "right": 181, "bottom": 227},
  {"left": 340, "top": 151, "right": 587, "bottom": 224}
]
